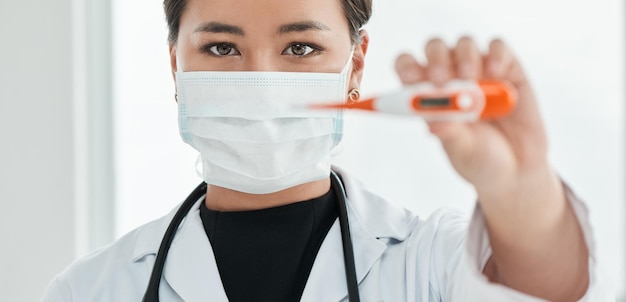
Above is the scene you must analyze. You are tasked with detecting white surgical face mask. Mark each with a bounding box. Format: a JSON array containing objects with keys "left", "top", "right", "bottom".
[{"left": 176, "top": 52, "right": 353, "bottom": 194}]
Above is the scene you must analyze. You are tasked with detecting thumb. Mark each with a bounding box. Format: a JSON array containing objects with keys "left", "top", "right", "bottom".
[
  {"left": 427, "top": 121, "right": 480, "bottom": 177},
  {"left": 428, "top": 121, "right": 475, "bottom": 152}
]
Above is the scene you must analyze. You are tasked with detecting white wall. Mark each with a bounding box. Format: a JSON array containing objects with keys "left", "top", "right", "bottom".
[
  {"left": 346, "top": 0, "right": 625, "bottom": 295},
  {"left": 3, "top": 0, "right": 620, "bottom": 301},
  {"left": 0, "top": 0, "right": 114, "bottom": 300},
  {"left": 345, "top": 0, "right": 625, "bottom": 295},
  {"left": 113, "top": 0, "right": 624, "bottom": 298},
  {"left": 0, "top": 0, "right": 76, "bottom": 300}
]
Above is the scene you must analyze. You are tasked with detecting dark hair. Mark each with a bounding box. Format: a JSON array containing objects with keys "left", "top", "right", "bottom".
[{"left": 163, "top": 0, "right": 372, "bottom": 45}]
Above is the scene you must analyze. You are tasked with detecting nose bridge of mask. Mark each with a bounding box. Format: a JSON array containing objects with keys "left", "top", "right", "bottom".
[{"left": 178, "top": 71, "right": 347, "bottom": 120}]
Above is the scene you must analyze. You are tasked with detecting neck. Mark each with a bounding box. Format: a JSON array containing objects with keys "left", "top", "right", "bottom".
[{"left": 204, "top": 178, "right": 331, "bottom": 212}]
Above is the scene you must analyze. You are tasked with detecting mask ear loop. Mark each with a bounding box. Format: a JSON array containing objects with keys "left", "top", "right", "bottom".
[
  {"left": 339, "top": 47, "right": 356, "bottom": 79},
  {"left": 174, "top": 55, "right": 183, "bottom": 102},
  {"left": 175, "top": 52, "right": 183, "bottom": 73},
  {"left": 340, "top": 46, "right": 357, "bottom": 105},
  {"left": 194, "top": 154, "right": 204, "bottom": 179},
  {"left": 331, "top": 47, "right": 356, "bottom": 155},
  {"left": 331, "top": 87, "right": 356, "bottom": 157}
]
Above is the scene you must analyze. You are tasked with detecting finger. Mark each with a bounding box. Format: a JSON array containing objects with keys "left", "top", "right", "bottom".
[
  {"left": 485, "top": 39, "right": 519, "bottom": 81},
  {"left": 453, "top": 36, "right": 483, "bottom": 79},
  {"left": 486, "top": 39, "right": 547, "bottom": 161},
  {"left": 428, "top": 121, "right": 471, "bottom": 143},
  {"left": 427, "top": 121, "right": 481, "bottom": 177},
  {"left": 395, "top": 53, "right": 426, "bottom": 85},
  {"left": 486, "top": 39, "right": 536, "bottom": 126},
  {"left": 486, "top": 39, "right": 534, "bottom": 112},
  {"left": 486, "top": 39, "right": 531, "bottom": 117},
  {"left": 424, "top": 38, "right": 453, "bottom": 85},
  {"left": 485, "top": 39, "right": 509, "bottom": 79}
]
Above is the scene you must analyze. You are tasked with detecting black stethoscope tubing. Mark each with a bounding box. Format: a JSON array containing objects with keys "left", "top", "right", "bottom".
[{"left": 142, "top": 171, "right": 361, "bottom": 302}]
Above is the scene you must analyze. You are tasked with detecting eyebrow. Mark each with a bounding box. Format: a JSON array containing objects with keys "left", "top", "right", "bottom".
[
  {"left": 193, "top": 21, "right": 330, "bottom": 36},
  {"left": 277, "top": 21, "right": 330, "bottom": 34},
  {"left": 194, "top": 22, "right": 245, "bottom": 35}
]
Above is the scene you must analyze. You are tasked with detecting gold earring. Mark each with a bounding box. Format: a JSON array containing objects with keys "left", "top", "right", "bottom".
[{"left": 348, "top": 89, "right": 360, "bottom": 104}]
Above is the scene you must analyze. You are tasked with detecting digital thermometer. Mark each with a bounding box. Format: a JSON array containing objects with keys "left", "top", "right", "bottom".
[{"left": 311, "top": 80, "right": 517, "bottom": 121}]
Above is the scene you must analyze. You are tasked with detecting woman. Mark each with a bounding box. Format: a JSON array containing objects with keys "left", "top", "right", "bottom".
[{"left": 43, "top": 0, "right": 609, "bottom": 301}]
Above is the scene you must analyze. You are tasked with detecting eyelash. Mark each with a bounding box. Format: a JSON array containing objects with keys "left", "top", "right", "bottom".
[
  {"left": 284, "top": 42, "right": 325, "bottom": 57},
  {"left": 200, "top": 42, "right": 239, "bottom": 57},
  {"left": 199, "top": 42, "right": 325, "bottom": 58}
]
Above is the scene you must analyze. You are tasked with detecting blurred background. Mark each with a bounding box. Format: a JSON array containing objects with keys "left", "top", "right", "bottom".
[{"left": 1, "top": 0, "right": 623, "bottom": 300}]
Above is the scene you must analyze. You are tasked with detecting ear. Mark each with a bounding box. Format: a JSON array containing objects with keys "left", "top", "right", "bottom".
[
  {"left": 169, "top": 43, "right": 178, "bottom": 92},
  {"left": 348, "top": 30, "right": 370, "bottom": 91}
]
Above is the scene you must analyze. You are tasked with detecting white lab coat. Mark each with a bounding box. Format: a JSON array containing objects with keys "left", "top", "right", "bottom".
[{"left": 42, "top": 167, "right": 612, "bottom": 301}]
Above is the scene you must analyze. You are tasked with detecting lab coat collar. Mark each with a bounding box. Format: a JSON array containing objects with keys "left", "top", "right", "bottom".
[
  {"left": 164, "top": 202, "right": 229, "bottom": 301},
  {"left": 131, "top": 196, "right": 228, "bottom": 301},
  {"left": 131, "top": 167, "right": 418, "bottom": 301},
  {"left": 333, "top": 165, "right": 419, "bottom": 241},
  {"left": 298, "top": 166, "right": 419, "bottom": 301}
]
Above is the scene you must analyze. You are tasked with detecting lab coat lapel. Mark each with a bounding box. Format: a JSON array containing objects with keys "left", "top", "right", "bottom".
[
  {"left": 299, "top": 167, "right": 419, "bottom": 301},
  {"left": 300, "top": 198, "right": 388, "bottom": 302},
  {"left": 163, "top": 200, "right": 229, "bottom": 302}
]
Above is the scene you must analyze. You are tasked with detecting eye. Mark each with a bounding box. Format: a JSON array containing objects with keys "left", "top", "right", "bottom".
[
  {"left": 204, "top": 43, "right": 240, "bottom": 56},
  {"left": 283, "top": 43, "right": 319, "bottom": 57}
]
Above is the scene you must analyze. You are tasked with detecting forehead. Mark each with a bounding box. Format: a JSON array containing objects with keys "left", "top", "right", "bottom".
[{"left": 180, "top": 0, "right": 350, "bottom": 35}]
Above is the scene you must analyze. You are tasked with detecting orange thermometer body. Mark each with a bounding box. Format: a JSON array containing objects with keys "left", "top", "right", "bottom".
[{"left": 313, "top": 80, "right": 516, "bottom": 121}]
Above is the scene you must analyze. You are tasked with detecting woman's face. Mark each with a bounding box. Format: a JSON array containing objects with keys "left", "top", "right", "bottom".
[{"left": 170, "top": 0, "right": 367, "bottom": 87}]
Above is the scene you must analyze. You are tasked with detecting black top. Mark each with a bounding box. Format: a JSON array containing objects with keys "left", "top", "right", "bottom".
[{"left": 199, "top": 187, "right": 339, "bottom": 302}]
